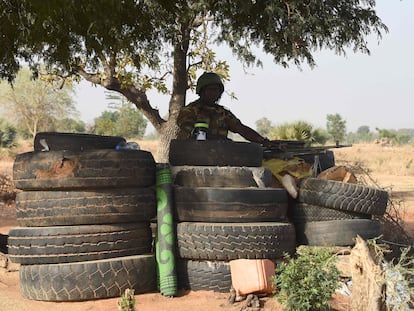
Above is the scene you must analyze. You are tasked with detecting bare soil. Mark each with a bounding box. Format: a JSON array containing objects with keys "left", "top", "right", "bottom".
[{"left": 0, "top": 142, "right": 412, "bottom": 311}]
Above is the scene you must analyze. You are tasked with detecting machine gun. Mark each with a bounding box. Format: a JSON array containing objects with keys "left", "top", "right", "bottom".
[{"left": 262, "top": 140, "right": 352, "bottom": 175}]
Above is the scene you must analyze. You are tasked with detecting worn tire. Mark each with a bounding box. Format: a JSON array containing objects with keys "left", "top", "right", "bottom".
[
  {"left": 289, "top": 203, "right": 371, "bottom": 223},
  {"left": 19, "top": 254, "right": 157, "bottom": 301},
  {"left": 34, "top": 132, "right": 126, "bottom": 152},
  {"left": 174, "top": 187, "right": 288, "bottom": 222},
  {"left": 177, "top": 259, "right": 231, "bottom": 293},
  {"left": 171, "top": 166, "right": 272, "bottom": 188},
  {"left": 8, "top": 223, "right": 152, "bottom": 264},
  {"left": 15, "top": 188, "right": 156, "bottom": 226},
  {"left": 169, "top": 139, "right": 263, "bottom": 167},
  {"left": 295, "top": 219, "right": 382, "bottom": 246},
  {"left": 298, "top": 178, "right": 388, "bottom": 215},
  {"left": 176, "top": 222, "right": 295, "bottom": 260},
  {"left": 13, "top": 149, "right": 155, "bottom": 190}
]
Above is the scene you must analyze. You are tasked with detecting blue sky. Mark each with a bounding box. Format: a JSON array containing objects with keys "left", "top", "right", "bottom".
[{"left": 74, "top": 0, "right": 414, "bottom": 134}]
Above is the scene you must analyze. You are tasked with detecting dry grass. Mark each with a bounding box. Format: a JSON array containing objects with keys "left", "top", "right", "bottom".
[
  {"left": 134, "top": 140, "right": 159, "bottom": 156},
  {"left": 334, "top": 143, "right": 414, "bottom": 253},
  {"left": 334, "top": 143, "right": 414, "bottom": 177}
]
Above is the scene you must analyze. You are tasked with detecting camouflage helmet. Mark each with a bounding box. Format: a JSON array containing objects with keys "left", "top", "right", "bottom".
[{"left": 196, "top": 72, "right": 224, "bottom": 95}]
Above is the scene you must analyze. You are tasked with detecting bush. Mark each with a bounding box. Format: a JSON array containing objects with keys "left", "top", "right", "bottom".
[
  {"left": 0, "top": 119, "right": 17, "bottom": 148},
  {"left": 273, "top": 247, "right": 340, "bottom": 311}
]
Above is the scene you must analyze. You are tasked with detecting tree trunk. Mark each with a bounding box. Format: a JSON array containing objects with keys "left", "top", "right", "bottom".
[
  {"left": 155, "top": 25, "right": 191, "bottom": 163},
  {"left": 155, "top": 98, "right": 182, "bottom": 163},
  {"left": 350, "top": 236, "right": 386, "bottom": 311}
]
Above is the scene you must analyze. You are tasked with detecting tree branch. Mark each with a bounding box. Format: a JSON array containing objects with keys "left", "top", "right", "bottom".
[{"left": 77, "top": 67, "right": 164, "bottom": 130}]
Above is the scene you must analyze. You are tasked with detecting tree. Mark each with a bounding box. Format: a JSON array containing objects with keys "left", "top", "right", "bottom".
[
  {"left": 356, "top": 125, "right": 374, "bottom": 142},
  {"left": 56, "top": 118, "right": 86, "bottom": 133},
  {"left": 115, "top": 102, "right": 147, "bottom": 139},
  {"left": 0, "top": 118, "right": 17, "bottom": 148},
  {"left": 357, "top": 125, "right": 370, "bottom": 136},
  {"left": 0, "top": 1, "right": 387, "bottom": 161},
  {"left": 255, "top": 117, "right": 273, "bottom": 137},
  {"left": 93, "top": 111, "right": 119, "bottom": 137},
  {"left": 92, "top": 104, "right": 147, "bottom": 139},
  {"left": 104, "top": 91, "right": 148, "bottom": 139},
  {"left": 269, "top": 120, "right": 328, "bottom": 145},
  {"left": 0, "top": 68, "right": 79, "bottom": 138},
  {"left": 326, "top": 113, "right": 347, "bottom": 143}
]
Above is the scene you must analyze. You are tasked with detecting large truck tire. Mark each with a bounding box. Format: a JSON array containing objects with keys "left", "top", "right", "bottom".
[
  {"left": 174, "top": 187, "right": 288, "bottom": 222},
  {"left": 295, "top": 219, "right": 382, "bottom": 246},
  {"left": 15, "top": 187, "right": 156, "bottom": 226},
  {"left": 289, "top": 203, "right": 371, "bottom": 223},
  {"left": 19, "top": 254, "right": 157, "bottom": 301},
  {"left": 8, "top": 223, "right": 152, "bottom": 264},
  {"left": 171, "top": 166, "right": 272, "bottom": 188},
  {"left": 176, "top": 222, "right": 295, "bottom": 260},
  {"left": 13, "top": 149, "right": 155, "bottom": 190},
  {"left": 34, "top": 132, "right": 125, "bottom": 152},
  {"left": 177, "top": 259, "right": 232, "bottom": 293},
  {"left": 298, "top": 178, "right": 388, "bottom": 215}
]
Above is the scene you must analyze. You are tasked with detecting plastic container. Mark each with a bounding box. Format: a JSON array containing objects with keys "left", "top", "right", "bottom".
[
  {"left": 192, "top": 122, "right": 208, "bottom": 140},
  {"left": 229, "top": 259, "right": 275, "bottom": 295}
]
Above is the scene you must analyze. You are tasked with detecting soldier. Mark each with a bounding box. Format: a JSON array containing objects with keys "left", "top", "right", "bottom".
[
  {"left": 177, "top": 72, "right": 305, "bottom": 198},
  {"left": 177, "top": 72, "right": 271, "bottom": 145}
]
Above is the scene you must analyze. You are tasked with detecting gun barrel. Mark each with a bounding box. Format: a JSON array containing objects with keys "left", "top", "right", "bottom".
[{"left": 263, "top": 143, "right": 352, "bottom": 159}]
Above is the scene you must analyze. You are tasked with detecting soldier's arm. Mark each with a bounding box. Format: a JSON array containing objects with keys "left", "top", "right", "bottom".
[{"left": 228, "top": 117, "right": 269, "bottom": 145}]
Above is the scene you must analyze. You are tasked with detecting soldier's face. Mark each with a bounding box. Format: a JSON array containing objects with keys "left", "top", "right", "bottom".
[{"left": 201, "top": 85, "right": 221, "bottom": 104}]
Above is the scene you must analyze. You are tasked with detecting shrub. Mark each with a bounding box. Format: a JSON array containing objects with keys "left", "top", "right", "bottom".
[
  {"left": 0, "top": 119, "right": 17, "bottom": 148},
  {"left": 273, "top": 247, "right": 340, "bottom": 311},
  {"left": 117, "top": 288, "right": 136, "bottom": 311}
]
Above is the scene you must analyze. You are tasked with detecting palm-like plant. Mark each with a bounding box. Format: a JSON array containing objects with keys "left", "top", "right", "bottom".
[{"left": 269, "top": 121, "right": 328, "bottom": 145}]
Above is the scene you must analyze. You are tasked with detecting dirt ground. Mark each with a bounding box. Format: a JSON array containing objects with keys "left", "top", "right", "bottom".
[{"left": 0, "top": 143, "right": 413, "bottom": 311}]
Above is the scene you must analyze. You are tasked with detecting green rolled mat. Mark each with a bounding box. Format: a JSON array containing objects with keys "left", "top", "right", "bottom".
[{"left": 155, "top": 163, "right": 178, "bottom": 297}]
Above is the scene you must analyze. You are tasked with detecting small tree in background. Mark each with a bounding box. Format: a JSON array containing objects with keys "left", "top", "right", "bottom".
[
  {"left": 255, "top": 117, "right": 273, "bottom": 137},
  {"left": 56, "top": 118, "right": 86, "bottom": 133},
  {"left": 114, "top": 102, "right": 147, "bottom": 139},
  {"left": 376, "top": 128, "right": 397, "bottom": 141},
  {"left": 0, "top": 68, "right": 79, "bottom": 138},
  {"left": 356, "top": 125, "right": 374, "bottom": 142},
  {"left": 269, "top": 121, "right": 328, "bottom": 145},
  {"left": 92, "top": 92, "right": 147, "bottom": 139},
  {"left": 326, "top": 113, "right": 346, "bottom": 143},
  {"left": 103, "top": 91, "right": 147, "bottom": 139},
  {"left": 93, "top": 111, "right": 119, "bottom": 137},
  {"left": 0, "top": 119, "right": 17, "bottom": 148}
]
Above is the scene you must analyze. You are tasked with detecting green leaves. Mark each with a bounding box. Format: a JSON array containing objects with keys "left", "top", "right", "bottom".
[
  {"left": 274, "top": 247, "right": 340, "bottom": 311},
  {"left": 326, "top": 113, "right": 347, "bottom": 143},
  {"left": 1, "top": 0, "right": 388, "bottom": 150},
  {"left": 0, "top": 119, "right": 17, "bottom": 148}
]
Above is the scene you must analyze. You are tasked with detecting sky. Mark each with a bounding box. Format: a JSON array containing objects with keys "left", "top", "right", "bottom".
[{"left": 74, "top": 0, "right": 414, "bottom": 134}]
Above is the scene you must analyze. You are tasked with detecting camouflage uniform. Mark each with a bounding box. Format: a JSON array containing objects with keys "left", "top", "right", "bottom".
[{"left": 177, "top": 99, "right": 242, "bottom": 139}]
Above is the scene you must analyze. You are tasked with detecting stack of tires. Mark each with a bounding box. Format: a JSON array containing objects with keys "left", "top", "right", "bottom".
[
  {"left": 291, "top": 177, "right": 389, "bottom": 246},
  {"left": 169, "top": 139, "right": 297, "bottom": 292},
  {"left": 8, "top": 135, "right": 158, "bottom": 301}
]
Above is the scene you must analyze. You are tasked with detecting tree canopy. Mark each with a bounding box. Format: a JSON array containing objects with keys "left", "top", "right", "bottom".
[
  {"left": 0, "top": 0, "right": 388, "bottom": 160},
  {"left": 326, "top": 113, "right": 347, "bottom": 143},
  {"left": 0, "top": 68, "right": 78, "bottom": 138},
  {"left": 93, "top": 93, "right": 147, "bottom": 139}
]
